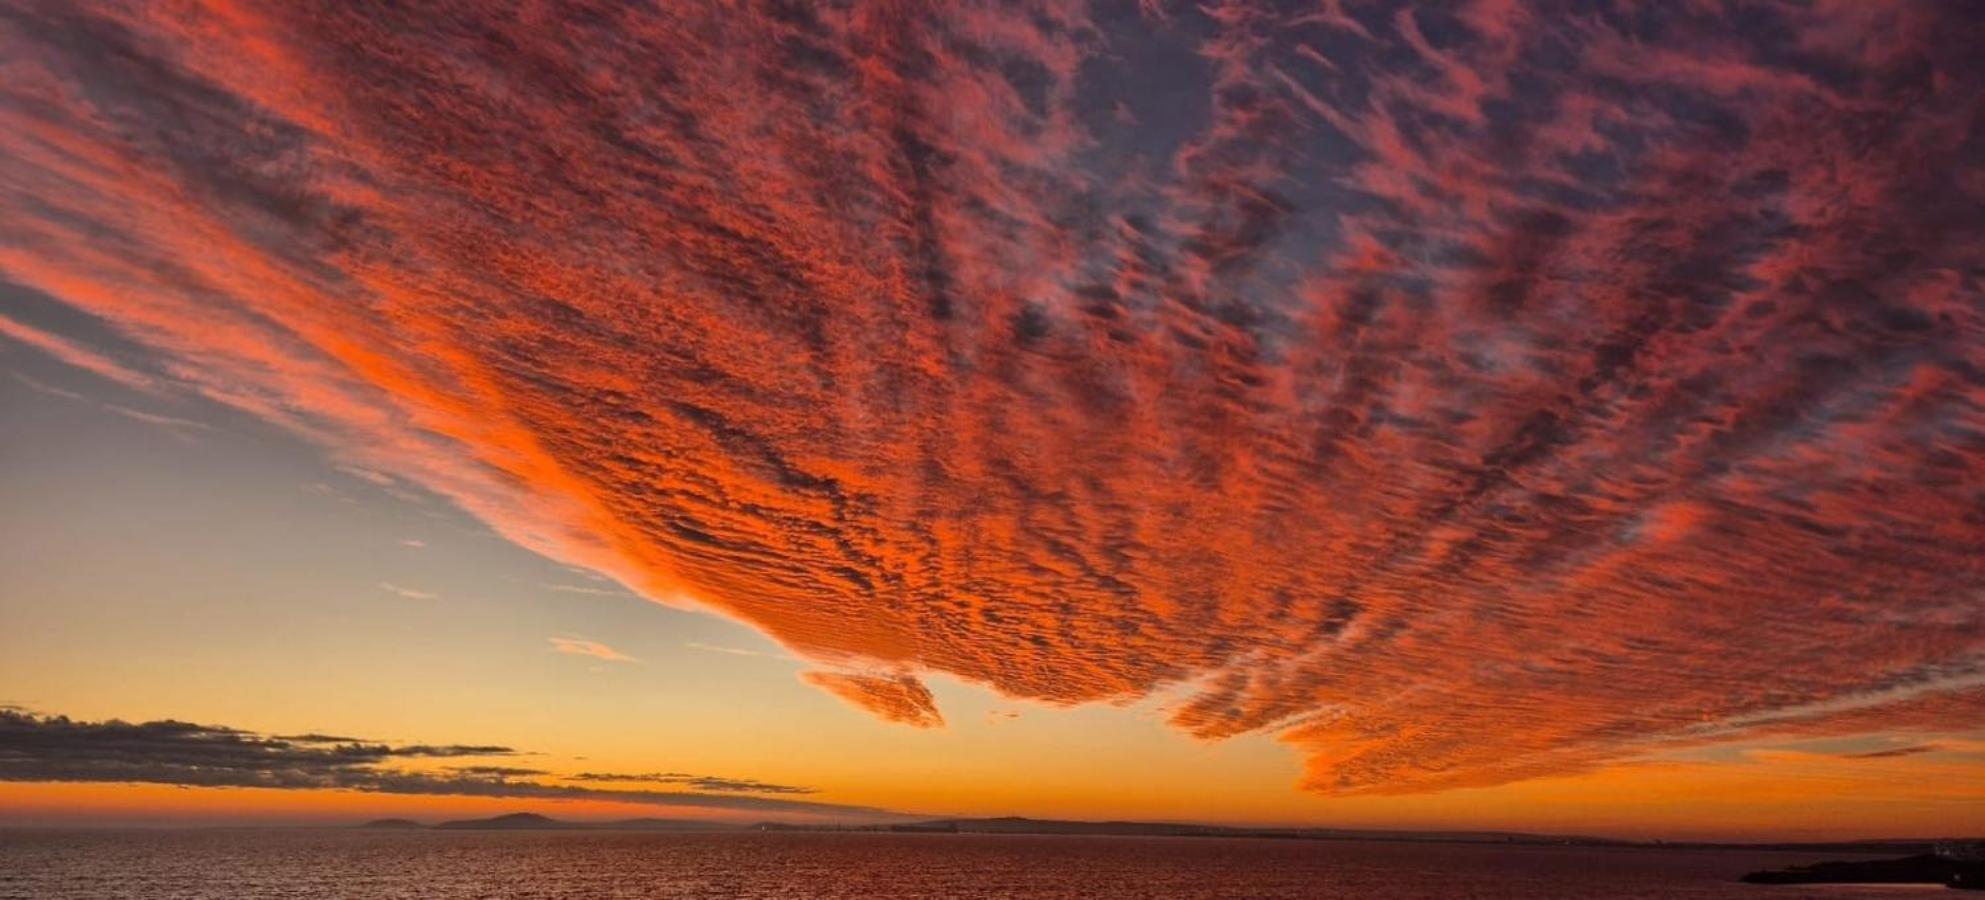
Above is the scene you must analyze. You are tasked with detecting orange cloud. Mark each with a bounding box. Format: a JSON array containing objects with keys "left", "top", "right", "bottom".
[
  {"left": 0, "top": 0, "right": 1978, "bottom": 798},
  {"left": 801, "top": 672, "right": 944, "bottom": 728}
]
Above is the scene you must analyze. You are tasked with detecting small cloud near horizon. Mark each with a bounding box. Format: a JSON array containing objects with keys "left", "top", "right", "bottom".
[{"left": 377, "top": 582, "right": 437, "bottom": 601}]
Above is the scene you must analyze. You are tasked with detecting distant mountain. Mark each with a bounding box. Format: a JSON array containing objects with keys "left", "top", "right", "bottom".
[
  {"left": 357, "top": 818, "right": 427, "bottom": 830},
  {"left": 437, "top": 812, "right": 569, "bottom": 830},
  {"left": 431, "top": 812, "right": 736, "bottom": 831}
]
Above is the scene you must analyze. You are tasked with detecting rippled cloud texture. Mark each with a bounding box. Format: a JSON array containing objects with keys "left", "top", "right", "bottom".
[{"left": 2, "top": 0, "right": 1980, "bottom": 795}]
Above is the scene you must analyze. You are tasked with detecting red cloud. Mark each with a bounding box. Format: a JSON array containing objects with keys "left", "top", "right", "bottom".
[{"left": 1, "top": 0, "right": 1978, "bottom": 795}]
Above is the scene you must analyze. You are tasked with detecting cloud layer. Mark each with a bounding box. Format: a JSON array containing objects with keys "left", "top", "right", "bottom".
[
  {"left": 1, "top": 0, "right": 1980, "bottom": 794},
  {"left": 0, "top": 710, "right": 871, "bottom": 816}
]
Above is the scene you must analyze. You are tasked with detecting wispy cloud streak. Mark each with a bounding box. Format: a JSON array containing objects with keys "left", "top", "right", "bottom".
[
  {"left": 549, "top": 637, "right": 637, "bottom": 664},
  {"left": 376, "top": 583, "right": 437, "bottom": 601},
  {"left": 0, "top": 314, "right": 156, "bottom": 392}
]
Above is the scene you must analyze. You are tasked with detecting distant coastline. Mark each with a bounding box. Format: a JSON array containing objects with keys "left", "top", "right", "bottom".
[{"left": 360, "top": 812, "right": 1973, "bottom": 857}]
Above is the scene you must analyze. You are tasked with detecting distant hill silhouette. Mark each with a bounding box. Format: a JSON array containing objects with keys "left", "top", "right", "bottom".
[
  {"left": 437, "top": 812, "right": 566, "bottom": 830},
  {"left": 430, "top": 812, "right": 733, "bottom": 831},
  {"left": 357, "top": 818, "right": 426, "bottom": 830}
]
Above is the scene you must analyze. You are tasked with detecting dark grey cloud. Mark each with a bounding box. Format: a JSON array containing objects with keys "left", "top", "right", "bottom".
[
  {"left": 0, "top": 711, "right": 520, "bottom": 788},
  {"left": 388, "top": 744, "right": 517, "bottom": 758},
  {"left": 0, "top": 710, "right": 885, "bottom": 818},
  {"left": 447, "top": 765, "right": 550, "bottom": 778},
  {"left": 275, "top": 733, "right": 367, "bottom": 744}
]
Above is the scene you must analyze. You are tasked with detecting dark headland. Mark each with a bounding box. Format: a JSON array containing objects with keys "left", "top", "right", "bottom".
[{"left": 1741, "top": 843, "right": 1985, "bottom": 890}]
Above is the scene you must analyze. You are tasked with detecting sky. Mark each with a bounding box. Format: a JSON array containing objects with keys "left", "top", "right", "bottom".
[{"left": 0, "top": 0, "right": 1981, "bottom": 841}]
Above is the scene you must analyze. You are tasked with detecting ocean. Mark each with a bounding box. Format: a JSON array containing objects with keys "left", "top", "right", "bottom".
[{"left": 0, "top": 829, "right": 1927, "bottom": 898}]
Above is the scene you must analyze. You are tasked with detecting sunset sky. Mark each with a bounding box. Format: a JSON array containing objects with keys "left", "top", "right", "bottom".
[{"left": 1, "top": 0, "right": 1981, "bottom": 842}]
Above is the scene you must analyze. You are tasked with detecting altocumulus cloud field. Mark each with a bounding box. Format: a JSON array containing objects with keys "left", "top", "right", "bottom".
[{"left": 0, "top": 0, "right": 1980, "bottom": 797}]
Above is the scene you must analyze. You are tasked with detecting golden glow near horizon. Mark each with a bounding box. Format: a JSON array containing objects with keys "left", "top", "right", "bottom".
[{"left": 3, "top": 0, "right": 1983, "bottom": 843}]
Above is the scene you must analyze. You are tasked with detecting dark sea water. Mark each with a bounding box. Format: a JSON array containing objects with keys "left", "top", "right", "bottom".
[{"left": 0, "top": 829, "right": 1934, "bottom": 899}]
